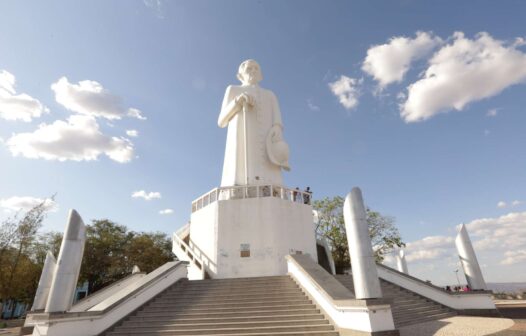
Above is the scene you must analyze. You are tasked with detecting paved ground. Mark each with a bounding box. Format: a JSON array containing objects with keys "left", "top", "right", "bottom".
[
  {"left": 0, "top": 327, "right": 19, "bottom": 336},
  {"left": 400, "top": 302, "right": 526, "bottom": 336}
]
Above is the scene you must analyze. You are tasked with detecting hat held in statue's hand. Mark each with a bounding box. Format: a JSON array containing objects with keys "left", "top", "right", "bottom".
[{"left": 266, "top": 124, "right": 290, "bottom": 171}]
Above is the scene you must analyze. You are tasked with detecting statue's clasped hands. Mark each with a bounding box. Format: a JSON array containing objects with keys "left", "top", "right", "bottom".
[{"left": 235, "top": 93, "right": 255, "bottom": 110}]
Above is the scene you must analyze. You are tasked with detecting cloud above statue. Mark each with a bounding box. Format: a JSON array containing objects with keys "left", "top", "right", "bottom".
[
  {"left": 362, "top": 31, "right": 442, "bottom": 88},
  {"left": 400, "top": 32, "right": 526, "bottom": 122},
  {"left": 334, "top": 31, "right": 526, "bottom": 122},
  {"left": 52, "top": 77, "right": 146, "bottom": 120},
  {"left": 7, "top": 115, "right": 134, "bottom": 163},
  {"left": 0, "top": 70, "right": 49, "bottom": 122}
]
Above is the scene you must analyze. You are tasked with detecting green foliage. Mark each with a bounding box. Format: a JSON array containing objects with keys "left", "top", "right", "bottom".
[
  {"left": 124, "top": 232, "right": 174, "bottom": 274},
  {"left": 313, "top": 196, "right": 405, "bottom": 274},
  {"left": 0, "top": 198, "right": 53, "bottom": 315},
  {"left": 0, "top": 202, "right": 174, "bottom": 310},
  {"left": 79, "top": 220, "right": 174, "bottom": 293}
]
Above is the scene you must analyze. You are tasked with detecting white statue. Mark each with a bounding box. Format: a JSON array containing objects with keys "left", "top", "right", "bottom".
[{"left": 218, "top": 59, "right": 290, "bottom": 187}]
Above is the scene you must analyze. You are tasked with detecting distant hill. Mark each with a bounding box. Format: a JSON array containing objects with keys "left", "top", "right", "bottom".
[{"left": 487, "top": 282, "right": 526, "bottom": 293}]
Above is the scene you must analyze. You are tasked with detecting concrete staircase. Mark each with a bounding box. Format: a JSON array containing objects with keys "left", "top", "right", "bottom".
[
  {"left": 335, "top": 274, "right": 456, "bottom": 328},
  {"left": 102, "top": 275, "right": 339, "bottom": 336}
]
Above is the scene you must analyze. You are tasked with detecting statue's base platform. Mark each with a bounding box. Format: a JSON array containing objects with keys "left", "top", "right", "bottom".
[{"left": 180, "top": 185, "right": 318, "bottom": 279}]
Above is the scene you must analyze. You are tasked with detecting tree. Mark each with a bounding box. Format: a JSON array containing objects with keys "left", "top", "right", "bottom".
[
  {"left": 313, "top": 196, "right": 405, "bottom": 274},
  {"left": 0, "top": 198, "right": 53, "bottom": 316},
  {"left": 78, "top": 220, "right": 174, "bottom": 294},
  {"left": 79, "top": 219, "right": 133, "bottom": 294},
  {"left": 124, "top": 232, "right": 174, "bottom": 273}
]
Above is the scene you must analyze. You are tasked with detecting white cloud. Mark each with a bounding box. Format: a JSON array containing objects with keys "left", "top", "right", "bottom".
[
  {"left": 404, "top": 235, "right": 455, "bottom": 262},
  {"left": 159, "top": 209, "right": 173, "bottom": 215},
  {"left": 497, "top": 200, "right": 523, "bottom": 208},
  {"left": 401, "top": 211, "right": 526, "bottom": 263},
  {"left": 466, "top": 212, "right": 526, "bottom": 250},
  {"left": 51, "top": 77, "right": 145, "bottom": 120},
  {"left": 126, "top": 130, "right": 139, "bottom": 137},
  {"left": 363, "top": 31, "right": 442, "bottom": 88},
  {"left": 0, "top": 196, "right": 57, "bottom": 212},
  {"left": 143, "top": 0, "right": 165, "bottom": 19},
  {"left": 384, "top": 211, "right": 526, "bottom": 284},
  {"left": 7, "top": 115, "right": 134, "bottom": 163},
  {"left": 0, "top": 70, "right": 49, "bottom": 122},
  {"left": 132, "top": 190, "right": 161, "bottom": 201},
  {"left": 127, "top": 108, "right": 146, "bottom": 120},
  {"left": 401, "top": 32, "right": 526, "bottom": 122},
  {"left": 487, "top": 108, "right": 499, "bottom": 117},
  {"left": 307, "top": 99, "right": 320, "bottom": 111},
  {"left": 328, "top": 76, "right": 362, "bottom": 110},
  {"left": 502, "top": 249, "right": 526, "bottom": 265}
]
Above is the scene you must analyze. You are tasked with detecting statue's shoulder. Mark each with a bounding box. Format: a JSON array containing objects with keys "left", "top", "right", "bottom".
[
  {"left": 225, "top": 85, "right": 242, "bottom": 93},
  {"left": 263, "top": 88, "right": 279, "bottom": 103},
  {"left": 259, "top": 87, "right": 277, "bottom": 98}
]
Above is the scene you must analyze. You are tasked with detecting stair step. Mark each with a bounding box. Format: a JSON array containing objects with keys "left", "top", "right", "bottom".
[
  {"left": 160, "top": 290, "right": 304, "bottom": 301},
  {"left": 171, "top": 285, "right": 300, "bottom": 295},
  {"left": 139, "top": 303, "right": 318, "bottom": 315},
  {"left": 396, "top": 312, "right": 456, "bottom": 327},
  {"left": 103, "top": 275, "right": 338, "bottom": 336},
  {"left": 116, "top": 319, "right": 329, "bottom": 332},
  {"left": 106, "top": 324, "right": 335, "bottom": 335},
  {"left": 109, "top": 332, "right": 338, "bottom": 336},
  {"left": 147, "top": 298, "right": 310, "bottom": 309},
  {"left": 183, "top": 278, "right": 293, "bottom": 287},
  {"left": 122, "top": 314, "right": 325, "bottom": 326},
  {"left": 134, "top": 308, "right": 321, "bottom": 320},
  {"left": 394, "top": 307, "right": 451, "bottom": 318}
]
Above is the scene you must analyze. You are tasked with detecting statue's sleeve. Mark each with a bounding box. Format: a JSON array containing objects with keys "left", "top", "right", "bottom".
[
  {"left": 217, "top": 85, "right": 239, "bottom": 128},
  {"left": 271, "top": 92, "right": 283, "bottom": 127}
]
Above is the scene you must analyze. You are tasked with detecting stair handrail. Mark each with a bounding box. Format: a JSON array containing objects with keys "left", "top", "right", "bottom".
[
  {"left": 377, "top": 263, "right": 492, "bottom": 295},
  {"left": 172, "top": 231, "right": 206, "bottom": 278}
]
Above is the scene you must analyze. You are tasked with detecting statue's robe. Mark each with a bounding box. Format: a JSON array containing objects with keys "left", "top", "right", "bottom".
[{"left": 218, "top": 84, "right": 283, "bottom": 187}]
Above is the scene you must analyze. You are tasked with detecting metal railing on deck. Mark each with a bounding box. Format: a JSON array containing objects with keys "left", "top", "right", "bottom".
[{"left": 191, "top": 185, "right": 312, "bottom": 213}]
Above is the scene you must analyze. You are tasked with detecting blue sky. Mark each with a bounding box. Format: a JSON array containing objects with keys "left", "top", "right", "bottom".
[{"left": 1, "top": 1, "right": 525, "bottom": 284}]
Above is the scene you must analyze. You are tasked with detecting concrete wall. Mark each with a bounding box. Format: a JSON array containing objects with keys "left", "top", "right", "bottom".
[{"left": 190, "top": 196, "right": 317, "bottom": 278}]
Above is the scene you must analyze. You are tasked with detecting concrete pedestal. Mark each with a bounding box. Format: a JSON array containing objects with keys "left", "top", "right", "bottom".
[{"left": 189, "top": 195, "right": 317, "bottom": 278}]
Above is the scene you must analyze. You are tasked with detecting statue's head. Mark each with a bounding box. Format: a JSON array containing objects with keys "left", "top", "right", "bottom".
[{"left": 237, "top": 59, "right": 263, "bottom": 85}]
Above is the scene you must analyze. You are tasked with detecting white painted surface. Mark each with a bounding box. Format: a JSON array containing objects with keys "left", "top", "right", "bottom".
[
  {"left": 69, "top": 273, "right": 145, "bottom": 312},
  {"left": 45, "top": 210, "right": 86, "bottom": 313},
  {"left": 218, "top": 59, "right": 289, "bottom": 187},
  {"left": 396, "top": 249, "right": 409, "bottom": 274},
  {"left": 456, "top": 224, "right": 487, "bottom": 290},
  {"left": 31, "top": 251, "right": 57, "bottom": 311},
  {"left": 287, "top": 258, "right": 395, "bottom": 333},
  {"left": 377, "top": 265, "right": 496, "bottom": 310},
  {"left": 172, "top": 230, "right": 206, "bottom": 280},
  {"left": 188, "top": 202, "right": 218, "bottom": 275},
  {"left": 31, "top": 262, "right": 188, "bottom": 336},
  {"left": 343, "top": 188, "right": 382, "bottom": 299},
  {"left": 189, "top": 196, "right": 317, "bottom": 278}
]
